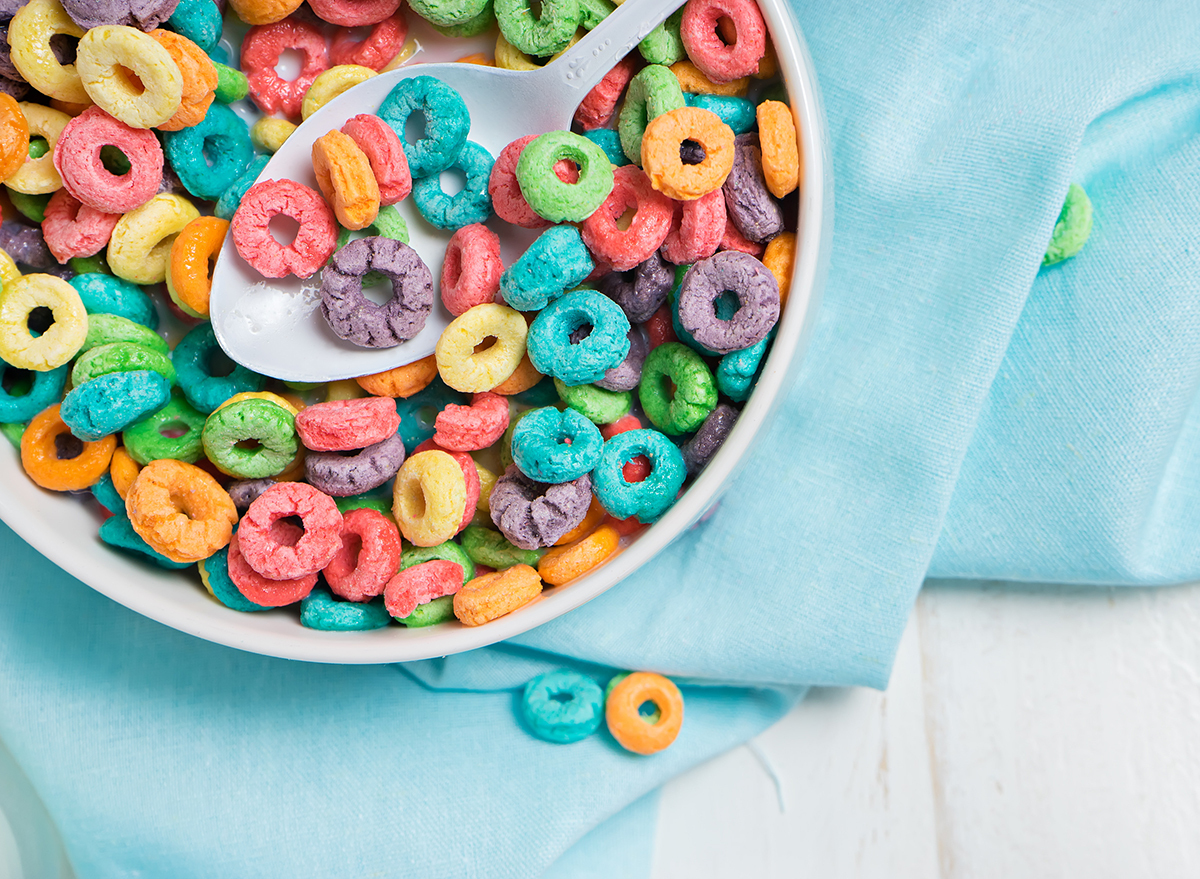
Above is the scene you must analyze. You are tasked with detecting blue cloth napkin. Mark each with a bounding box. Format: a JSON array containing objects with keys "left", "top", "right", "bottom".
[{"left": 4, "top": 0, "right": 1200, "bottom": 875}]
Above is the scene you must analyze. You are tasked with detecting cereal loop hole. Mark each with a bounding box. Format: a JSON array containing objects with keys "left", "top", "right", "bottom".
[
  {"left": 275, "top": 49, "right": 305, "bottom": 82},
  {"left": 2, "top": 369, "right": 32, "bottom": 397},
  {"left": 638, "top": 700, "right": 658, "bottom": 720},
  {"left": 158, "top": 420, "right": 190, "bottom": 439},
  {"left": 438, "top": 167, "right": 466, "bottom": 197},
  {"left": 717, "top": 16, "right": 738, "bottom": 46},
  {"left": 49, "top": 34, "right": 79, "bottom": 65},
  {"left": 207, "top": 346, "right": 236, "bottom": 378},
  {"left": 417, "top": 406, "right": 438, "bottom": 429},
  {"left": 714, "top": 290, "right": 740, "bottom": 319},
  {"left": 276, "top": 515, "right": 305, "bottom": 545},
  {"left": 116, "top": 66, "right": 146, "bottom": 95},
  {"left": 550, "top": 690, "right": 573, "bottom": 703},
  {"left": 473, "top": 336, "right": 498, "bottom": 354},
  {"left": 403, "top": 111, "right": 428, "bottom": 146},
  {"left": 268, "top": 214, "right": 302, "bottom": 247},
  {"left": 100, "top": 145, "right": 131, "bottom": 176},
  {"left": 26, "top": 306, "right": 53, "bottom": 336},
  {"left": 54, "top": 432, "right": 82, "bottom": 460}
]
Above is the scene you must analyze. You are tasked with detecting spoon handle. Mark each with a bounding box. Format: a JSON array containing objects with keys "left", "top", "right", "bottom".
[{"left": 539, "top": 0, "right": 690, "bottom": 101}]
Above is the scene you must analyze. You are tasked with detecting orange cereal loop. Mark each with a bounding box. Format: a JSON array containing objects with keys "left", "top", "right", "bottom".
[
  {"left": 605, "top": 672, "right": 684, "bottom": 755},
  {"left": 453, "top": 563, "right": 542, "bottom": 627},
  {"left": 355, "top": 354, "right": 438, "bottom": 398},
  {"left": 109, "top": 445, "right": 141, "bottom": 499},
  {"left": 0, "top": 95, "right": 28, "bottom": 182},
  {"left": 554, "top": 495, "right": 606, "bottom": 546},
  {"left": 227, "top": 0, "right": 303, "bottom": 25},
  {"left": 125, "top": 458, "right": 237, "bottom": 563},
  {"left": 670, "top": 60, "right": 749, "bottom": 97},
  {"left": 312, "top": 130, "right": 380, "bottom": 230},
  {"left": 20, "top": 404, "right": 116, "bottom": 491},
  {"left": 167, "top": 216, "right": 228, "bottom": 318},
  {"left": 274, "top": 446, "right": 307, "bottom": 482},
  {"left": 756, "top": 100, "right": 799, "bottom": 199},
  {"left": 489, "top": 351, "right": 543, "bottom": 395},
  {"left": 48, "top": 99, "right": 90, "bottom": 116},
  {"left": 455, "top": 53, "right": 493, "bottom": 66},
  {"left": 149, "top": 30, "right": 218, "bottom": 132},
  {"left": 753, "top": 42, "right": 778, "bottom": 80},
  {"left": 762, "top": 231, "right": 796, "bottom": 307},
  {"left": 540, "top": 523, "right": 619, "bottom": 585},
  {"left": 641, "top": 106, "right": 735, "bottom": 201}
]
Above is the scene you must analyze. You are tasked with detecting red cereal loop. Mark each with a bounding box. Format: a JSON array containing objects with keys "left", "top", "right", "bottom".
[
  {"left": 489, "top": 135, "right": 554, "bottom": 229},
  {"left": 660, "top": 188, "right": 726, "bottom": 265},
  {"left": 231, "top": 179, "right": 339, "bottom": 279},
  {"left": 238, "top": 482, "right": 344, "bottom": 580},
  {"left": 228, "top": 528, "right": 318, "bottom": 606},
  {"left": 440, "top": 223, "right": 502, "bottom": 316},
  {"left": 413, "top": 439, "right": 481, "bottom": 532},
  {"left": 241, "top": 18, "right": 330, "bottom": 119},
  {"left": 574, "top": 54, "right": 638, "bottom": 129},
  {"left": 330, "top": 12, "right": 408, "bottom": 70},
  {"left": 323, "top": 507, "right": 403, "bottom": 602},
  {"left": 294, "top": 396, "right": 401, "bottom": 452},
  {"left": 53, "top": 107, "right": 164, "bottom": 214},
  {"left": 341, "top": 113, "right": 412, "bottom": 205},
  {"left": 433, "top": 391, "right": 510, "bottom": 451},
  {"left": 580, "top": 164, "right": 675, "bottom": 272},
  {"left": 384, "top": 559, "right": 464, "bottom": 619},
  {"left": 719, "top": 212, "right": 765, "bottom": 257},
  {"left": 599, "top": 413, "right": 644, "bottom": 440},
  {"left": 308, "top": 0, "right": 401, "bottom": 27},
  {"left": 644, "top": 303, "right": 678, "bottom": 348},
  {"left": 41, "top": 189, "right": 119, "bottom": 263},
  {"left": 679, "top": 0, "right": 767, "bottom": 84},
  {"left": 604, "top": 513, "right": 649, "bottom": 538}
]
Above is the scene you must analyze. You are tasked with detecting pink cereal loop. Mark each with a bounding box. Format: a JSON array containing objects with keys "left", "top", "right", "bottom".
[
  {"left": 330, "top": 12, "right": 408, "bottom": 70},
  {"left": 308, "top": 0, "right": 401, "bottom": 27},
  {"left": 228, "top": 528, "right": 318, "bottom": 607},
  {"left": 241, "top": 18, "right": 330, "bottom": 119},
  {"left": 294, "top": 396, "right": 401, "bottom": 452},
  {"left": 580, "top": 164, "right": 675, "bottom": 272},
  {"left": 489, "top": 135, "right": 554, "bottom": 229},
  {"left": 574, "top": 55, "right": 638, "bottom": 129},
  {"left": 323, "top": 507, "right": 403, "bottom": 602},
  {"left": 341, "top": 114, "right": 412, "bottom": 205},
  {"left": 433, "top": 391, "right": 510, "bottom": 452},
  {"left": 719, "top": 212, "right": 765, "bottom": 257},
  {"left": 440, "top": 223, "right": 502, "bottom": 316},
  {"left": 660, "top": 187, "right": 726, "bottom": 265},
  {"left": 413, "top": 439, "right": 481, "bottom": 532},
  {"left": 41, "top": 189, "right": 120, "bottom": 263},
  {"left": 679, "top": 0, "right": 767, "bottom": 84},
  {"left": 231, "top": 179, "right": 339, "bottom": 279},
  {"left": 53, "top": 106, "right": 163, "bottom": 214},
  {"left": 237, "top": 482, "right": 344, "bottom": 580},
  {"left": 384, "top": 559, "right": 464, "bottom": 619}
]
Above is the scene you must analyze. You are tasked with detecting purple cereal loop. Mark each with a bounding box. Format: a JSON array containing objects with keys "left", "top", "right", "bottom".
[
  {"left": 0, "top": 22, "right": 24, "bottom": 81},
  {"left": 305, "top": 429, "right": 407, "bottom": 496},
  {"left": 681, "top": 403, "right": 739, "bottom": 475},
  {"left": 596, "top": 326, "right": 647, "bottom": 392},
  {"left": 227, "top": 478, "right": 277, "bottom": 511},
  {"left": 60, "top": 0, "right": 181, "bottom": 31},
  {"left": 0, "top": 0, "right": 24, "bottom": 20},
  {"left": 722, "top": 133, "right": 784, "bottom": 244},
  {"left": 0, "top": 76, "right": 28, "bottom": 100},
  {"left": 596, "top": 251, "right": 674, "bottom": 324},
  {"left": 320, "top": 236, "right": 434, "bottom": 348},
  {"left": 0, "top": 221, "right": 57, "bottom": 269},
  {"left": 677, "top": 251, "right": 780, "bottom": 355},
  {"left": 488, "top": 466, "right": 592, "bottom": 550}
]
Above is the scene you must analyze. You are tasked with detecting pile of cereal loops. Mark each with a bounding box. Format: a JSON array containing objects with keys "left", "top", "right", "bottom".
[{"left": 0, "top": 0, "right": 801, "bottom": 648}]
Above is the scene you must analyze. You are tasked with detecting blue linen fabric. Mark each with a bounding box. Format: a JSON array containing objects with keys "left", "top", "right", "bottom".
[{"left": 2, "top": 0, "right": 1200, "bottom": 875}]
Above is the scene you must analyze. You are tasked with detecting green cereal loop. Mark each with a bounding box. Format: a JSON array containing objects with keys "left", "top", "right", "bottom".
[
  {"left": 6, "top": 189, "right": 50, "bottom": 222},
  {"left": 638, "top": 342, "right": 717, "bottom": 434},
  {"left": 576, "top": 0, "right": 613, "bottom": 29},
  {"left": 495, "top": 0, "right": 581, "bottom": 57},
  {"left": 618, "top": 64, "right": 686, "bottom": 164},
  {"left": 82, "top": 314, "right": 169, "bottom": 355},
  {"left": 1043, "top": 183, "right": 1093, "bottom": 266},
  {"left": 333, "top": 206, "right": 411, "bottom": 254},
  {"left": 122, "top": 390, "right": 206, "bottom": 464},
  {"left": 400, "top": 540, "right": 476, "bottom": 583},
  {"left": 604, "top": 672, "right": 661, "bottom": 722},
  {"left": 515, "top": 131, "right": 615, "bottom": 223},
  {"left": 283, "top": 379, "right": 321, "bottom": 392},
  {"left": 554, "top": 377, "right": 631, "bottom": 424},
  {"left": 397, "top": 594, "right": 456, "bottom": 627},
  {"left": 72, "top": 342, "right": 177, "bottom": 387},
  {"left": 407, "top": 0, "right": 490, "bottom": 26},
  {"left": 213, "top": 62, "right": 249, "bottom": 104},
  {"left": 201, "top": 398, "right": 298, "bottom": 479},
  {"left": 335, "top": 493, "right": 393, "bottom": 517},
  {"left": 0, "top": 422, "right": 24, "bottom": 448},
  {"left": 430, "top": 0, "right": 496, "bottom": 36},
  {"left": 499, "top": 407, "right": 537, "bottom": 470},
  {"left": 461, "top": 524, "right": 545, "bottom": 569},
  {"left": 639, "top": 8, "right": 685, "bottom": 65},
  {"left": 69, "top": 253, "right": 108, "bottom": 275}
]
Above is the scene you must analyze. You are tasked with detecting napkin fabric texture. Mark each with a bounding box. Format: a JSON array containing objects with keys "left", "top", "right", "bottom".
[{"left": 3, "top": 0, "right": 1200, "bottom": 875}]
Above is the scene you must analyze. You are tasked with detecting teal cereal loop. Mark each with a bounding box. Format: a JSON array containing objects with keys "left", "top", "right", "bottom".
[
  {"left": 514, "top": 131, "right": 614, "bottom": 223},
  {"left": 213, "top": 63, "right": 250, "bottom": 104},
  {"left": 521, "top": 669, "right": 604, "bottom": 744},
  {"left": 69, "top": 273, "right": 159, "bottom": 329},
  {"left": 499, "top": 225, "right": 595, "bottom": 311},
  {"left": 91, "top": 473, "right": 123, "bottom": 514},
  {"left": 460, "top": 523, "right": 545, "bottom": 569},
  {"left": 100, "top": 514, "right": 193, "bottom": 570},
  {"left": 215, "top": 155, "right": 270, "bottom": 222},
  {"left": 164, "top": 102, "right": 254, "bottom": 202},
  {"left": 412, "top": 140, "right": 494, "bottom": 230},
  {"left": 199, "top": 546, "right": 271, "bottom": 612},
  {"left": 716, "top": 334, "right": 770, "bottom": 402},
  {"left": 639, "top": 8, "right": 685, "bottom": 65},
  {"left": 396, "top": 594, "right": 456, "bottom": 627},
  {"left": 495, "top": 0, "right": 581, "bottom": 57},
  {"left": 554, "top": 378, "right": 631, "bottom": 424},
  {"left": 201, "top": 398, "right": 299, "bottom": 479},
  {"left": 0, "top": 359, "right": 66, "bottom": 422},
  {"left": 618, "top": 65, "right": 686, "bottom": 164},
  {"left": 583, "top": 128, "right": 629, "bottom": 167},
  {"left": 81, "top": 313, "right": 169, "bottom": 356},
  {"left": 510, "top": 405, "right": 603, "bottom": 483},
  {"left": 592, "top": 427, "right": 686, "bottom": 522},
  {"left": 514, "top": 374, "right": 561, "bottom": 407},
  {"left": 685, "top": 93, "right": 756, "bottom": 135},
  {"left": 526, "top": 288, "right": 631, "bottom": 386},
  {"left": 301, "top": 587, "right": 392, "bottom": 631},
  {"left": 1043, "top": 182, "right": 1093, "bottom": 266},
  {"left": 72, "top": 341, "right": 177, "bottom": 387},
  {"left": 122, "top": 390, "right": 207, "bottom": 464},
  {"left": 172, "top": 321, "right": 266, "bottom": 413},
  {"left": 638, "top": 342, "right": 717, "bottom": 434},
  {"left": 378, "top": 76, "right": 471, "bottom": 179},
  {"left": 60, "top": 370, "right": 172, "bottom": 441},
  {"left": 400, "top": 540, "right": 475, "bottom": 582},
  {"left": 167, "top": 0, "right": 221, "bottom": 52}
]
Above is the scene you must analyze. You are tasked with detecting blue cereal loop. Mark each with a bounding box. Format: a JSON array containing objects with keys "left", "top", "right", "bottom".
[
  {"left": 167, "top": 0, "right": 222, "bottom": 51},
  {"left": 685, "top": 93, "right": 757, "bottom": 135},
  {"left": 90, "top": 473, "right": 124, "bottom": 515},
  {"left": 199, "top": 545, "right": 271, "bottom": 612},
  {"left": 301, "top": 587, "right": 392, "bottom": 631},
  {"left": 0, "top": 359, "right": 67, "bottom": 422},
  {"left": 378, "top": 75, "right": 471, "bottom": 178},
  {"left": 411, "top": 140, "right": 494, "bottom": 230},
  {"left": 716, "top": 333, "right": 770, "bottom": 402},
  {"left": 99, "top": 515, "right": 193, "bottom": 570},
  {"left": 527, "top": 288, "right": 631, "bottom": 386},
  {"left": 215, "top": 154, "right": 270, "bottom": 221},
  {"left": 172, "top": 322, "right": 266, "bottom": 413},
  {"left": 583, "top": 127, "right": 630, "bottom": 167},
  {"left": 521, "top": 670, "right": 605, "bottom": 744},
  {"left": 394, "top": 377, "right": 468, "bottom": 448},
  {"left": 164, "top": 102, "right": 254, "bottom": 201},
  {"left": 60, "top": 370, "right": 171, "bottom": 442},
  {"left": 69, "top": 273, "right": 159, "bottom": 329},
  {"left": 499, "top": 225, "right": 595, "bottom": 312},
  {"left": 592, "top": 428, "right": 686, "bottom": 523},
  {"left": 511, "top": 406, "right": 603, "bottom": 483}
]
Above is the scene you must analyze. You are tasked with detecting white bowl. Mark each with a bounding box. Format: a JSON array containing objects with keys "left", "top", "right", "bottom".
[{"left": 0, "top": 2, "right": 832, "bottom": 663}]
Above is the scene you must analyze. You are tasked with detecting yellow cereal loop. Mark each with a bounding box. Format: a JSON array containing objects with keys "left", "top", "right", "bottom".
[
  {"left": 670, "top": 60, "right": 749, "bottom": 97},
  {"left": 762, "top": 231, "right": 796, "bottom": 307},
  {"left": 108, "top": 194, "right": 200, "bottom": 284},
  {"left": 8, "top": 0, "right": 90, "bottom": 105},
  {"left": 392, "top": 450, "right": 467, "bottom": 547},
  {"left": 0, "top": 249, "right": 20, "bottom": 290},
  {"left": 435, "top": 303, "right": 528, "bottom": 393},
  {"left": 494, "top": 29, "right": 583, "bottom": 71},
  {"left": 324, "top": 379, "right": 366, "bottom": 401},
  {"left": 250, "top": 117, "right": 296, "bottom": 153},
  {"left": 0, "top": 274, "right": 88, "bottom": 371},
  {"left": 300, "top": 65, "right": 376, "bottom": 121},
  {"left": 77, "top": 26, "right": 183, "bottom": 129},
  {"left": 5, "top": 103, "right": 70, "bottom": 194},
  {"left": 474, "top": 462, "right": 497, "bottom": 517},
  {"left": 379, "top": 38, "right": 419, "bottom": 73},
  {"left": 215, "top": 391, "right": 300, "bottom": 416},
  {"left": 227, "top": 0, "right": 303, "bottom": 26}
]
